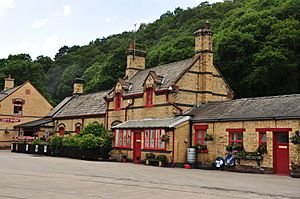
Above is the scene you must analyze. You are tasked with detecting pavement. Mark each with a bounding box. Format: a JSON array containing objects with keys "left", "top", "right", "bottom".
[{"left": 0, "top": 150, "right": 299, "bottom": 199}]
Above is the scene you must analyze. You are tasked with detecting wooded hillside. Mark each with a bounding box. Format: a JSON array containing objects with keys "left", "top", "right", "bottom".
[{"left": 0, "top": 0, "right": 299, "bottom": 105}]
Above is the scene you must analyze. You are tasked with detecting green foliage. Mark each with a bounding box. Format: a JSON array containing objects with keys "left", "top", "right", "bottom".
[
  {"left": 193, "top": 144, "right": 207, "bottom": 150},
  {"left": 1, "top": 0, "right": 298, "bottom": 102},
  {"left": 156, "top": 154, "right": 167, "bottom": 163},
  {"left": 145, "top": 153, "right": 156, "bottom": 160},
  {"left": 79, "top": 134, "right": 101, "bottom": 149},
  {"left": 80, "top": 123, "right": 107, "bottom": 137},
  {"left": 48, "top": 135, "right": 64, "bottom": 156},
  {"left": 32, "top": 138, "right": 41, "bottom": 145},
  {"left": 290, "top": 131, "right": 300, "bottom": 144},
  {"left": 62, "top": 135, "right": 81, "bottom": 147}
]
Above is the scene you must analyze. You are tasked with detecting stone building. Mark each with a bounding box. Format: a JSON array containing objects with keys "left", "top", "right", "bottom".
[
  {"left": 0, "top": 76, "right": 53, "bottom": 147},
  {"left": 109, "top": 21, "right": 233, "bottom": 164},
  {"left": 51, "top": 78, "right": 108, "bottom": 134},
  {"left": 188, "top": 94, "right": 300, "bottom": 175}
]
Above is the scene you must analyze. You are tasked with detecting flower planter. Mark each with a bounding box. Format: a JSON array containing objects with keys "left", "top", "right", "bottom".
[
  {"left": 290, "top": 170, "right": 300, "bottom": 178},
  {"left": 17, "top": 143, "right": 26, "bottom": 153},
  {"left": 82, "top": 148, "right": 99, "bottom": 160},
  {"left": 11, "top": 143, "right": 17, "bottom": 152}
]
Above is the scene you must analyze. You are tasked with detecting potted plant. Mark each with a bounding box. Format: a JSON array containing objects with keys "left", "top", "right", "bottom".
[
  {"left": 145, "top": 153, "right": 155, "bottom": 165},
  {"left": 204, "top": 134, "right": 214, "bottom": 141},
  {"left": 32, "top": 138, "right": 41, "bottom": 153},
  {"left": 225, "top": 145, "right": 233, "bottom": 152},
  {"left": 290, "top": 161, "right": 300, "bottom": 178},
  {"left": 257, "top": 143, "right": 267, "bottom": 154},
  {"left": 156, "top": 154, "right": 167, "bottom": 167}
]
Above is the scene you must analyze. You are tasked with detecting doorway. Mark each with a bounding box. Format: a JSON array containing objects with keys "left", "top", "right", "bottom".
[
  {"left": 273, "top": 132, "right": 289, "bottom": 175},
  {"left": 133, "top": 131, "right": 142, "bottom": 164}
]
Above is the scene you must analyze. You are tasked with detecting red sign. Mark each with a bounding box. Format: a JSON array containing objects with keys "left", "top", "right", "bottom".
[{"left": 0, "top": 118, "right": 21, "bottom": 123}]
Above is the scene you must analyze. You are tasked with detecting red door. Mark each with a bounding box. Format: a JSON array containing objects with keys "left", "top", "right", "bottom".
[
  {"left": 273, "top": 132, "right": 289, "bottom": 175},
  {"left": 133, "top": 131, "right": 142, "bottom": 164}
]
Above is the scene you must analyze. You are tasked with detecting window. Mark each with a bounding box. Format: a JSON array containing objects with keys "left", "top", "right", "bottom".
[
  {"left": 115, "top": 92, "right": 122, "bottom": 110},
  {"left": 13, "top": 99, "right": 24, "bottom": 116},
  {"left": 229, "top": 131, "right": 243, "bottom": 148},
  {"left": 58, "top": 127, "right": 65, "bottom": 136},
  {"left": 194, "top": 125, "right": 208, "bottom": 145},
  {"left": 114, "top": 130, "right": 131, "bottom": 148},
  {"left": 144, "top": 129, "right": 165, "bottom": 150},
  {"left": 145, "top": 87, "right": 153, "bottom": 107},
  {"left": 259, "top": 132, "right": 266, "bottom": 145},
  {"left": 195, "top": 129, "right": 207, "bottom": 145},
  {"left": 75, "top": 126, "right": 81, "bottom": 134}
]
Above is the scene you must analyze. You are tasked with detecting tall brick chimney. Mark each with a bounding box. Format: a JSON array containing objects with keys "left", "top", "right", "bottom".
[
  {"left": 4, "top": 75, "right": 14, "bottom": 90},
  {"left": 125, "top": 42, "right": 146, "bottom": 79}
]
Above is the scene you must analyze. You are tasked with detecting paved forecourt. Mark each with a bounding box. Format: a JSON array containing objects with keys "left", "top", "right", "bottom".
[{"left": 0, "top": 150, "right": 299, "bottom": 199}]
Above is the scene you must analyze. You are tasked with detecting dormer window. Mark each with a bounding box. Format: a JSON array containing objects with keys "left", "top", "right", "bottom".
[
  {"left": 115, "top": 92, "right": 122, "bottom": 110},
  {"left": 146, "top": 87, "right": 153, "bottom": 107},
  {"left": 12, "top": 99, "right": 24, "bottom": 116}
]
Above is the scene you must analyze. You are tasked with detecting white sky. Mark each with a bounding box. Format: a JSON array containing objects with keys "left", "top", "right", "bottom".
[{"left": 0, "top": 0, "right": 221, "bottom": 60}]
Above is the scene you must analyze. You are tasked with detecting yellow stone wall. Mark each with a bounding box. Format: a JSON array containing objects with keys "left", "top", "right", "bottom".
[
  {"left": 192, "top": 119, "right": 300, "bottom": 170},
  {"left": 54, "top": 116, "right": 105, "bottom": 133},
  {"left": 0, "top": 82, "right": 53, "bottom": 147}
]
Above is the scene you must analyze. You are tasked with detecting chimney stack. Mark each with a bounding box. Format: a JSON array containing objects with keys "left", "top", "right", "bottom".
[
  {"left": 194, "top": 19, "right": 213, "bottom": 57},
  {"left": 125, "top": 42, "right": 146, "bottom": 79},
  {"left": 4, "top": 75, "right": 14, "bottom": 90},
  {"left": 73, "top": 77, "right": 84, "bottom": 95}
]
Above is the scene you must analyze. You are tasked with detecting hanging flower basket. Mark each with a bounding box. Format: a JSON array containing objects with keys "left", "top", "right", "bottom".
[
  {"left": 204, "top": 134, "right": 214, "bottom": 141},
  {"left": 161, "top": 134, "right": 170, "bottom": 142},
  {"left": 290, "top": 131, "right": 300, "bottom": 145}
]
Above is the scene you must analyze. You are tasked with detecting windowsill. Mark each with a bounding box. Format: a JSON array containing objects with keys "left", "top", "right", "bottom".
[
  {"left": 143, "top": 148, "right": 166, "bottom": 151},
  {"left": 13, "top": 114, "right": 23, "bottom": 117},
  {"left": 145, "top": 104, "right": 153, "bottom": 108},
  {"left": 196, "top": 149, "right": 208, "bottom": 153},
  {"left": 115, "top": 108, "right": 122, "bottom": 111},
  {"left": 114, "top": 146, "right": 131, "bottom": 149}
]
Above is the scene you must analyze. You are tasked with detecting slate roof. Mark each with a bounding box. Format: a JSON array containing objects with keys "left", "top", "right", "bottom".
[
  {"left": 53, "top": 90, "right": 108, "bottom": 118},
  {"left": 107, "top": 58, "right": 196, "bottom": 97},
  {"left": 0, "top": 86, "right": 21, "bottom": 101},
  {"left": 189, "top": 94, "right": 300, "bottom": 122},
  {"left": 46, "top": 96, "right": 73, "bottom": 117},
  {"left": 15, "top": 118, "right": 53, "bottom": 128},
  {"left": 112, "top": 116, "right": 191, "bottom": 129}
]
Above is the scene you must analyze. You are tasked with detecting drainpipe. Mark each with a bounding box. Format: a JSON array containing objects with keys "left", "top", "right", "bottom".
[
  {"left": 125, "top": 98, "right": 134, "bottom": 121},
  {"left": 166, "top": 92, "right": 183, "bottom": 115},
  {"left": 189, "top": 120, "right": 193, "bottom": 148},
  {"left": 172, "top": 129, "right": 175, "bottom": 167},
  {"left": 105, "top": 100, "right": 109, "bottom": 129}
]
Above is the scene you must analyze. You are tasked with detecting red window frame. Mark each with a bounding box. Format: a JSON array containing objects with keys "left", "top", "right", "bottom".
[
  {"left": 143, "top": 129, "right": 166, "bottom": 150},
  {"left": 227, "top": 128, "right": 245, "bottom": 146},
  {"left": 194, "top": 125, "right": 208, "bottom": 145},
  {"left": 58, "top": 127, "right": 65, "bottom": 136},
  {"left": 75, "top": 126, "right": 81, "bottom": 134},
  {"left": 259, "top": 132, "right": 267, "bottom": 145},
  {"left": 114, "top": 129, "right": 131, "bottom": 149},
  {"left": 145, "top": 87, "right": 153, "bottom": 107},
  {"left": 115, "top": 92, "right": 122, "bottom": 110}
]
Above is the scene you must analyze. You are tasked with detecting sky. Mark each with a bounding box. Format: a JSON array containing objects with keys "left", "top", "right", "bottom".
[{"left": 0, "top": 0, "right": 221, "bottom": 60}]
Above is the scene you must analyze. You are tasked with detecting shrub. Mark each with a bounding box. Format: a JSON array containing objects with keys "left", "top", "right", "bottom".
[
  {"left": 156, "top": 155, "right": 167, "bottom": 163},
  {"left": 145, "top": 153, "right": 155, "bottom": 160},
  {"left": 79, "top": 134, "right": 101, "bottom": 149},
  {"left": 32, "top": 138, "right": 41, "bottom": 145},
  {"left": 48, "top": 135, "right": 64, "bottom": 156},
  {"left": 80, "top": 123, "right": 107, "bottom": 137},
  {"left": 62, "top": 135, "right": 81, "bottom": 147}
]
